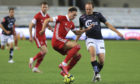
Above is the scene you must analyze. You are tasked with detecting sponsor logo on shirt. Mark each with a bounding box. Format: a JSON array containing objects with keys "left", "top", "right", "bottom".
[{"left": 85, "top": 20, "right": 98, "bottom": 27}]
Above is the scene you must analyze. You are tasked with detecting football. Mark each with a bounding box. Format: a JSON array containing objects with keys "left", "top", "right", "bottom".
[{"left": 63, "top": 74, "right": 75, "bottom": 84}]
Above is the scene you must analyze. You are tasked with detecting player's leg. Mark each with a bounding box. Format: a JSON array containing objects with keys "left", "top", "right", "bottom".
[
  {"left": 0, "top": 34, "right": 6, "bottom": 50},
  {"left": 32, "top": 45, "right": 48, "bottom": 73},
  {"left": 86, "top": 38, "right": 100, "bottom": 82},
  {"left": 8, "top": 35, "right": 14, "bottom": 63},
  {"left": 59, "top": 41, "right": 81, "bottom": 75},
  {"left": 96, "top": 39, "right": 105, "bottom": 72},
  {"left": 14, "top": 34, "right": 19, "bottom": 50},
  {"left": 63, "top": 41, "right": 81, "bottom": 63},
  {"left": 97, "top": 53, "right": 105, "bottom": 72},
  {"left": 86, "top": 38, "right": 100, "bottom": 74},
  {"left": 94, "top": 40, "right": 105, "bottom": 81},
  {"left": 67, "top": 53, "right": 81, "bottom": 71}
]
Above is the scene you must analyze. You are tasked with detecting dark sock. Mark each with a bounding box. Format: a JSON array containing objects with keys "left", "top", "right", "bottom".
[
  {"left": 98, "top": 63, "right": 104, "bottom": 72},
  {"left": 0, "top": 44, "right": 1, "bottom": 49},
  {"left": 91, "top": 61, "right": 99, "bottom": 74},
  {"left": 9, "top": 48, "right": 14, "bottom": 60}
]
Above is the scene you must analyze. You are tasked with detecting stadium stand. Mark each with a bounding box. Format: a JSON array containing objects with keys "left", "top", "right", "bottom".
[{"left": 0, "top": 6, "right": 140, "bottom": 27}]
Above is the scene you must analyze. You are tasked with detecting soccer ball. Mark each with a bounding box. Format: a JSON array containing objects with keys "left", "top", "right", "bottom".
[{"left": 63, "top": 74, "right": 75, "bottom": 84}]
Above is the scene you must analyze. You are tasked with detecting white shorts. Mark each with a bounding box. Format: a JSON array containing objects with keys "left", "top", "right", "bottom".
[
  {"left": 85, "top": 38, "right": 105, "bottom": 54},
  {"left": 0, "top": 34, "right": 14, "bottom": 46}
]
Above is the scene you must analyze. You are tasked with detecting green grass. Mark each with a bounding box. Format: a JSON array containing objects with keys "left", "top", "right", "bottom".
[{"left": 0, "top": 40, "right": 140, "bottom": 84}]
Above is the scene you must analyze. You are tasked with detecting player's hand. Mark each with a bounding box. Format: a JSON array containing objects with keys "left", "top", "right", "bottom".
[
  {"left": 117, "top": 32, "right": 123, "bottom": 38},
  {"left": 5, "top": 31, "right": 11, "bottom": 34},
  {"left": 86, "top": 24, "right": 94, "bottom": 31},
  {"left": 39, "top": 30, "right": 44, "bottom": 35},
  {"left": 29, "top": 37, "right": 33, "bottom": 43}
]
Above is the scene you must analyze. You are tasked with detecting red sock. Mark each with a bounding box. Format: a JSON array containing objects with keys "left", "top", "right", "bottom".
[
  {"left": 67, "top": 54, "right": 81, "bottom": 71},
  {"left": 35, "top": 56, "right": 44, "bottom": 68},
  {"left": 33, "top": 52, "right": 43, "bottom": 61},
  {"left": 64, "top": 45, "right": 81, "bottom": 63}
]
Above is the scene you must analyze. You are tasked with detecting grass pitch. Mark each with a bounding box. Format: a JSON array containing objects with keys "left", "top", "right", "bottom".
[{"left": 0, "top": 40, "right": 140, "bottom": 84}]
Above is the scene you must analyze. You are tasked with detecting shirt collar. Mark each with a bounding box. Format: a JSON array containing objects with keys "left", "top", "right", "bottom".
[
  {"left": 66, "top": 15, "right": 70, "bottom": 21},
  {"left": 40, "top": 10, "right": 46, "bottom": 17}
]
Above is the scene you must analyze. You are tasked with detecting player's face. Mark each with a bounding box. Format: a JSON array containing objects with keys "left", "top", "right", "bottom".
[
  {"left": 69, "top": 11, "right": 77, "bottom": 20},
  {"left": 85, "top": 4, "right": 93, "bottom": 15},
  {"left": 41, "top": 4, "right": 48, "bottom": 13},
  {"left": 9, "top": 10, "right": 14, "bottom": 17}
]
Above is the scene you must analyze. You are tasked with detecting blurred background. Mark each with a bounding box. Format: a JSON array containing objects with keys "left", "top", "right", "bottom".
[{"left": 0, "top": 0, "right": 140, "bottom": 40}]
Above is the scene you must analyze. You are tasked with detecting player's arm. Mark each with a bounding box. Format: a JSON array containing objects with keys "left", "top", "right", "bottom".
[
  {"left": 47, "top": 24, "right": 53, "bottom": 32},
  {"left": 0, "top": 24, "right": 11, "bottom": 34},
  {"left": 75, "top": 27, "right": 83, "bottom": 42},
  {"left": 40, "top": 18, "right": 54, "bottom": 35},
  {"left": 105, "top": 22, "right": 123, "bottom": 37},
  {"left": 73, "top": 24, "right": 94, "bottom": 35},
  {"left": 29, "top": 22, "right": 35, "bottom": 42}
]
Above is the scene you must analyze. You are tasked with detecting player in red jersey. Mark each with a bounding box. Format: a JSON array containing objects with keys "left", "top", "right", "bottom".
[
  {"left": 40, "top": 7, "right": 93, "bottom": 77},
  {"left": 28, "top": 1, "right": 53, "bottom": 73}
]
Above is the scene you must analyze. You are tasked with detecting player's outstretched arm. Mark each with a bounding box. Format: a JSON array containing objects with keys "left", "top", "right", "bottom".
[
  {"left": 29, "top": 22, "right": 35, "bottom": 42},
  {"left": 75, "top": 27, "right": 83, "bottom": 42},
  {"left": 0, "top": 24, "right": 11, "bottom": 34},
  {"left": 105, "top": 22, "right": 123, "bottom": 38},
  {"left": 47, "top": 24, "right": 53, "bottom": 32},
  {"left": 73, "top": 24, "right": 94, "bottom": 35},
  {"left": 40, "top": 18, "right": 53, "bottom": 35}
]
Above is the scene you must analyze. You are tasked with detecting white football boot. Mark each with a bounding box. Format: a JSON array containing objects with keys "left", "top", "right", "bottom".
[
  {"left": 8, "top": 59, "right": 14, "bottom": 63},
  {"left": 29, "top": 58, "right": 33, "bottom": 69},
  {"left": 92, "top": 72, "right": 101, "bottom": 82}
]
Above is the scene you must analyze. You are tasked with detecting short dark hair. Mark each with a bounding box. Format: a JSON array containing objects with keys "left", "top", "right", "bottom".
[
  {"left": 85, "top": 2, "right": 94, "bottom": 8},
  {"left": 68, "top": 7, "right": 77, "bottom": 12},
  {"left": 40, "top": 1, "right": 48, "bottom": 5},
  {"left": 9, "top": 8, "right": 14, "bottom": 12}
]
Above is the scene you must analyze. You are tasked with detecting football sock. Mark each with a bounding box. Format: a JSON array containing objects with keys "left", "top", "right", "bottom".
[
  {"left": 9, "top": 48, "right": 14, "bottom": 60},
  {"left": 35, "top": 56, "right": 44, "bottom": 68},
  {"left": 67, "top": 54, "right": 81, "bottom": 71},
  {"left": 33, "top": 52, "right": 43, "bottom": 61},
  {"left": 98, "top": 63, "right": 104, "bottom": 72},
  {"left": 64, "top": 45, "right": 80, "bottom": 63},
  {"left": 91, "top": 60, "right": 99, "bottom": 74}
]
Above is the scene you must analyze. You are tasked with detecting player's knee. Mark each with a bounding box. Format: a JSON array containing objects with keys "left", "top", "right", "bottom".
[
  {"left": 99, "top": 60, "right": 104, "bottom": 65},
  {"left": 75, "top": 44, "right": 81, "bottom": 50},
  {"left": 41, "top": 50, "right": 47, "bottom": 55}
]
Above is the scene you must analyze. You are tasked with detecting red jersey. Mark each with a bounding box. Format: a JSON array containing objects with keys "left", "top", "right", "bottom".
[
  {"left": 32, "top": 11, "right": 50, "bottom": 40},
  {"left": 51, "top": 15, "right": 75, "bottom": 50},
  {"left": 52, "top": 15, "right": 75, "bottom": 42}
]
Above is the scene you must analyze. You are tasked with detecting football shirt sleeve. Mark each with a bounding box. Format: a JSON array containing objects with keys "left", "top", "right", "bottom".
[
  {"left": 32, "top": 14, "right": 38, "bottom": 24},
  {"left": 52, "top": 15, "right": 63, "bottom": 22},
  {"left": 79, "top": 17, "right": 84, "bottom": 28},
  {"left": 1, "top": 17, "right": 6, "bottom": 26},
  {"left": 99, "top": 13, "right": 107, "bottom": 23}
]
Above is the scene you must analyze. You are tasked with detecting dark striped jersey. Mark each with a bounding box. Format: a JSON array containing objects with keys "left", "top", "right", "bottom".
[
  {"left": 1, "top": 16, "right": 16, "bottom": 35},
  {"left": 79, "top": 12, "right": 107, "bottom": 39}
]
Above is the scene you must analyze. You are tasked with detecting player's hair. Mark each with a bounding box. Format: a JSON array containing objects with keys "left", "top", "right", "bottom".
[
  {"left": 68, "top": 7, "right": 77, "bottom": 12},
  {"left": 40, "top": 1, "right": 48, "bottom": 5},
  {"left": 85, "top": 2, "right": 94, "bottom": 8},
  {"left": 9, "top": 8, "right": 14, "bottom": 12}
]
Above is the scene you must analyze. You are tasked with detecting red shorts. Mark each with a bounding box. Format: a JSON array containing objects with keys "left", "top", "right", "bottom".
[
  {"left": 52, "top": 38, "right": 69, "bottom": 55},
  {"left": 34, "top": 37, "right": 47, "bottom": 48}
]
